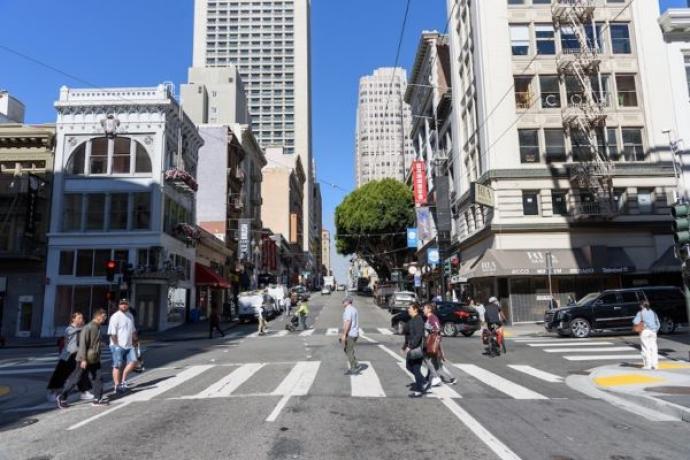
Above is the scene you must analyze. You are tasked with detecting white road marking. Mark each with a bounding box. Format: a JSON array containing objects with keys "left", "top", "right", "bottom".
[
  {"left": 325, "top": 328, "right": 339, "bottom": 336},
  {"left": 246, "top": 332, "right": 260, "bottom": 338},
  {"left": 359, "top": 333, "right": 378, "bottom": 344},
  {"left": 266, "top": 395, "right": 291, "bottom": 423},
  {"left": 274, "top": 330, "right": 289, "bottom": 337},
  {"left": 511, "top": 338, "right": 600, "bottom": 343},
  {"left": 453, "top": 364, "right": 548, "bottom": 400},
  {"left": 377, "top": 328, "right": 393, "bottom": 335},
  {"left": 527, "top": 341, "right": 613, "bottom": 347},
  {"left": 397, "top": 362, "right": 461, "bottom": 399},
  {"left": 266, "top": 361, "right": 320, "bottom": 422},
  {"left": 299, "top": 329, "right": 315, "bottom": 337},
  {"left": 564, "top": 354, "right": 668, "bottom": 361},
  {"left": 543, "top": 346, "right": 636, "bottom": 353},
  {"left": 377, "top": 344, "right": 405, "bottom": 363},
  {"left": 68, "top": 401, "right": 133, "bottom": 431},
  {"left": 507, "top": 365, "right": 564, "bottom": 383},
  {"left": 350, "top": 361, "right": 386, "bottom": 398},
  {"left": 439, "top": 398, "right": 522, "bottom": 460},
  {"left": 189, "top": 363, "right": 264, "bottom": 399},
  {"left": 128, "top": 365, "right": 215, "bottom": 402}
]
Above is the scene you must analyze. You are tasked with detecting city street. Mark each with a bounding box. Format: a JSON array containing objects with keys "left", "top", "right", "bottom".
[{"left": 1, "top": 293, "right": 689, "bottom": 460}]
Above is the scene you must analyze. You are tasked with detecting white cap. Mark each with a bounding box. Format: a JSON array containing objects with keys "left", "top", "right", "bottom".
[{"left": 488, "top": 296, "right": 498, "bottom": 303}]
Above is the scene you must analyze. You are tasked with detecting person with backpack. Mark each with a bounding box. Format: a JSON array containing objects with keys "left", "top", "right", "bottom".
[
  {"left": 422, "top": 303, "right": 456, "bottom": 386},
  {"left": 633, "top": 300, "right": 660, "bottom": 370},
  {"left": 57, "top": 308, "right": 109, "bottom": 408},
  {"left": 46, "top": 312, "right": 93, "bottom": 402}
]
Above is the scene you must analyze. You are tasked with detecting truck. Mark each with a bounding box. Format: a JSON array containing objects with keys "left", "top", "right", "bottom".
[{"left": 323, "top": 276, "right": 336, "bottom": 291}]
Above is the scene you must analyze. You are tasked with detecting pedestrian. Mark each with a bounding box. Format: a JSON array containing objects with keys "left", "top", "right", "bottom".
[
  {"left": 402, "top": 303, "right": 429, "bottom": 398},
  {"left": 339, "top": 297, "right": 361, "bottom": 375},
  {"left": 422, "top": 303, "right": 457, "bottom": 386},
  {"left": 296, "top": 300, "right": 310, "bottom": 330},
  {"left": 633, "top": 300, "right": 660, "bottom": 370},
  {"left": 473, "top": 298, "right": 486, "bottom": 328},
  {"left": 108, "top": 299, "right": 138, "bottom": 394},
  {"left": 257, "top": 304, "right": 268, "bottom": 336},
  {"left": 46, "top": 312, "right": 93, "bottom": 402},
  {"left": 209, "top": 308, "right": 225, "bottom": 338},
  {"left": 567, "top": 295, "right": 576, "bottom": 306},
  {"left": 57, "top": 309, "right": 109, "bottom": 408},
  {"left": 547, "top": 297, "right": 559, "bottom": 310}
]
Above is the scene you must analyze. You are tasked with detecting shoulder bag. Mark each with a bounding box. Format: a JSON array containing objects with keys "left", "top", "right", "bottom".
[
  {"left": 632, "top": 322, "right": 644, "bottom": 334},
  {"left": 425, "top": 332, "right": 441, "bottom": 357}
]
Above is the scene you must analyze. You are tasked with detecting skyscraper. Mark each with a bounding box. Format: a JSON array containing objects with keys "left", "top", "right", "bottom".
[
  {"left": 192, "top": 0, "right": 313, "bottom": 254},
  {"left": 355, "top": 67, "right": 414, "bottom": 187}
]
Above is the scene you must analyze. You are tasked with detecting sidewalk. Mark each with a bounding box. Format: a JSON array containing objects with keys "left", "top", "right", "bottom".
[
  {"left": 503, "top": 322, "right": 549, "bottom": 338},
  {"left": 588, "top": 361, "right": 690, "bottom": 423}
]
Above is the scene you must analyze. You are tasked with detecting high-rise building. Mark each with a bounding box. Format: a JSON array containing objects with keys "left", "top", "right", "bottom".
[
  {"left": 443, "top": 0, "right": 680, "bottom": 323},
  {"left": 192, "top": 0, "right": 314, "bottom": 256},
  {"left": 355, "top": 68, "right": 414, "bottom": 187}
]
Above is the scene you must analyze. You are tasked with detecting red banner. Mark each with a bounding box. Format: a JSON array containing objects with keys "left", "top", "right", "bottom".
[{"left": 412, "top": 160, "right": 427, "bottom": 205}]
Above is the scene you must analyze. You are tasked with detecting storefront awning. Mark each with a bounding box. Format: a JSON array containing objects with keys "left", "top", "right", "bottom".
[
  {"left": 455, "top": 247, "right": 636, "bottom": 280},
  {"left": 195, "top": 263, "right": 230, "bottom": 289},
  {"left": 649, "top": 247, "right": 681, "bottom": 273}
]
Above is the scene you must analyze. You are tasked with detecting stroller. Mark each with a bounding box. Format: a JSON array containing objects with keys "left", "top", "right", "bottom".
[{"left": 285, "top": 314, "right": 300, "bottom": 332}]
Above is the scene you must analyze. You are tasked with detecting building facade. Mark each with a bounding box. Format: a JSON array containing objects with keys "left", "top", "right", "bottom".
[
  {"left": 42, "top": 85, "right": 203, "bottom": 337},
  {"left": 192, "top": 0, "right": 315, "bottom": 257},
  {"left": 355, "top": 68, "right": 414, "bottom": 187},
  {"left": 0, "top": 122, "right": 54, "bottom": 338},
  {"left": 0, "top": 90, "right": 25, "bottom": 124},
  {"left": 321, "top": 228, "right": 331, "bottom": 275},
  {"left": 444, "top": 0, "right": 680, "bottom": 322},
  {"left": 312, "top": 180, "right": 322, "bottom": 285}
]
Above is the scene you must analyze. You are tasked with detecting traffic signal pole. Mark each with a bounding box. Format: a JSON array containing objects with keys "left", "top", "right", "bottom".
[{"left": 668, "top": 129, "right": 690, "bottom": 328}]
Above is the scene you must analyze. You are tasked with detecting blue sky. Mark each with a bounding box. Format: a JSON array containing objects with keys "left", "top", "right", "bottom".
[{"left": 0, "top": 0, "right": 683, "bottom": 281}]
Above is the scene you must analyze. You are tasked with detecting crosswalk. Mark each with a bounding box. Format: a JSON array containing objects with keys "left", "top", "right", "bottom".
[
  {"left": 237, "top": 327, "right": 396, "bottom": 339},
  {"left": 0, "top": 349, "right": 114, "bottom": 376},
  {"left": 510, "top": 336, "right": 667, "bottom": 363}
]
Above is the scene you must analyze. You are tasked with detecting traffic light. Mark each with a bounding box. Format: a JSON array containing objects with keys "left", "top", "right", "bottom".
[
  {"left": 443, "top": 259, "right": 452, "bottom": 277},
  {"left": 672, "top": 204, "right": 690, "bottom": 246},
  {"left": 123, "top": 263, "right": 134, "bottom": 284},
  {"left": 105, "top": 260, "right": 117, "bottom": 282}
]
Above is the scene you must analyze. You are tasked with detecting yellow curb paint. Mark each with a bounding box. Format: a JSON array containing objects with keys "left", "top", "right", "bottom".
[
  {"left": 0, "top": 386, "right": 10, "bottom": 397},
  {"left": 657, "top": 362, "right": 690, "bottom": 370},
  {"left": 594, "top": 374, "right": 665, "bottom": 387}
]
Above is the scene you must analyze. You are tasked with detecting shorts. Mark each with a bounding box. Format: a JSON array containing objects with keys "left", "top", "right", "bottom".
[{"left": 110, "top": 345, "right": 138, "bottom": 368}]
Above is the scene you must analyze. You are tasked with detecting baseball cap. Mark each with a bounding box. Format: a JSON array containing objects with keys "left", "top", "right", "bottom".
[{"left": 488, "top": 296, "right": 498, "bottom": 303}]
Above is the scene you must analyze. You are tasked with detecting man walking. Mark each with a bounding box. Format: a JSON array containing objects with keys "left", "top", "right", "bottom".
[
  {"left": 209, "top": 308, "right": 225, "bottom": 339},
  {"left": 57, "top": 309, "right": 109, "bottom": 408},
  {"left": 108, "top": 299, "right": 138, "bottom": 394},
  {"left": 339, "top": 297, "right": 361, "bottom": 375}
]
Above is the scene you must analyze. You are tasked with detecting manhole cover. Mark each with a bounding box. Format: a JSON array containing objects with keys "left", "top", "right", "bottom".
[
  {"left": 646, "top": 386, "right": 690, "bottom": 395},
  {"left": 0, "top": 418, "right": 39, "bottom": 433}
]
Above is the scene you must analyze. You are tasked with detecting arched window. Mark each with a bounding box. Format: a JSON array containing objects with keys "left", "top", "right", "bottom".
[
  {"left": 66, "top": 142, "right": 86, "bottom": 174},
  {"left": 64, "top": 137, "right": 153, "bottom": 176},
  {"left": 135, "top": 143, "right": 152, "bottom": 173}
]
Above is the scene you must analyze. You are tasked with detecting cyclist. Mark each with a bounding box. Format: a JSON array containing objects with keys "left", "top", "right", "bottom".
[{"left": 484, "top": 297, "right": 506, "bottom": 355}]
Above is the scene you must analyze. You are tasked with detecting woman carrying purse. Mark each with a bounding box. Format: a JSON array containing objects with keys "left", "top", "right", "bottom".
[
  {"left": 402, "top": 303, "right": 429, "bottom": 398},
  {"left": 633, "top": 300, "right": 660, "bottom": 370},
  {"left": 422, "top": 303, "right": 457, "bottom": 386}
]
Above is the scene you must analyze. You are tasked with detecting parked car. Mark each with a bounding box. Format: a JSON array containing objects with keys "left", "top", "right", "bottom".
[
  {"left": 290, "top": 285, "right": 310, "bottom": 302},
  {"left": 544, "top": 286, "right": 688, "bottom": 338},
  {"left": 391, "top": 301, "right": 481, "bottom": 336},
  {"left": 387, "top": 291, "right": 418, "bottom": 314},
  {"left": 336, "top": 284, "right": 346, "bottom": 291},
  {"left": 321, "top": 287, "right": 331, "bottom": 295}
]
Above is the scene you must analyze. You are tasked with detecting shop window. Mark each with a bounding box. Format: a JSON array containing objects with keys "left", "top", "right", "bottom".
[{"left": 522, "top": 191, "right": 540, "bottom": 216}]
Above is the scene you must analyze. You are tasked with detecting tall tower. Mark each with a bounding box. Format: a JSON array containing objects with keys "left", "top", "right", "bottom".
[
  {"left": 192, "top": 0, "right": 313, "bottom": 254},
  {"left": 355, "top": 68, "right": 414, "bottom": 187}
]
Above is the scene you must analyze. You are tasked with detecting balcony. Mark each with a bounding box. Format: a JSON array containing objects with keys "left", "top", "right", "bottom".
[{"left": 164, "top": 168, "right": 199, "bottom": 193}]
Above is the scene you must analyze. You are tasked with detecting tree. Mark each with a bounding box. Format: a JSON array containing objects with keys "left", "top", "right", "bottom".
[{"left": 335, "top": 179, "right": 415, "bottom": 280}]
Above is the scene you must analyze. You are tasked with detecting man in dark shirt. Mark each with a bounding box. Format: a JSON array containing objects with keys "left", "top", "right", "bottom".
[{"left": 484, "top": 297, "right": 504, "bottom": 329}]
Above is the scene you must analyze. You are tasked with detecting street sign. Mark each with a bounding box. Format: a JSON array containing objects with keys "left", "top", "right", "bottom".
[
  {"left": 406, "top": 228, "right": 418, "bottom": 248},
  {"left": 427, "top": 248, "right": 440, "bottom": 266},
  {"left": 414, "top": 272, "right": 422, "bottom": 288},
  {"left": 472, "top": 182, "right": 495, "bottom": 208}
]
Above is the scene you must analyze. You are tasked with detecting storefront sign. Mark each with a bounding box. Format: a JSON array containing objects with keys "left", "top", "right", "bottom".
[
  {"left": 427, "top": 248, "right": 440, "bottom": 266},
  {"left": 450, "top": 275, "right": 468, "bottom": 284},
  {"left": 406, "top": 228, "right": 418, "bottom": 248},
  {"left": 412, "top": 160, "right": 427, "bottom": 205},
  {"left": 238, "top": 219, "right": 252, "bottom": 261},
  {"left": 472, "top": 183, "right": 495, "bottom": 208}
]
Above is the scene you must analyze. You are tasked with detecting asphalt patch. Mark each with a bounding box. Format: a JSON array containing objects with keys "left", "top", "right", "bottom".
[{"left": 0, "top": 417, "right": 39, "bottom": 433}]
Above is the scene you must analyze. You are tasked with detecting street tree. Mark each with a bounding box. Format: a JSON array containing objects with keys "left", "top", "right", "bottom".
[{"left": 335, "top": 178, "right": 414, "bottom": 280}]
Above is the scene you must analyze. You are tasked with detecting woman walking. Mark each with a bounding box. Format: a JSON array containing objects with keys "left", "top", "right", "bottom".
[
  {"left": 46, "top": 312, "right": 92, "bottom": 401},
  {"left": 422, "top": 303, "right": 457, "bottom": 386},
  {"left": 402, "top": 303, "right": 429, "bottom": 398},
  {"left": 633, "top": 300, "right": 660, "bottom": 370}
]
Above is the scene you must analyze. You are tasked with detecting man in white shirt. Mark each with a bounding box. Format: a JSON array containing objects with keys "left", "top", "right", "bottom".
[
  {"left": 108, "top": 299, "right": 138, "bottom": 394},
  {"left": 339, "top": 297, "right": 361, "bottom": 375}
]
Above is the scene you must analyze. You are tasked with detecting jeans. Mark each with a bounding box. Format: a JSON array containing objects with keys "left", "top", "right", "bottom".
[
  {"left": 299, "top": 315, "right": 308, "bottom": 330},
  {"left": 258, "top": 317, "right": 268, "bottom": 334},
  {"left": 406, "top": 355, "right": 425, "bottom": 393},
  {"left": 344, "top": 336, "right": 359, "bottom": 369},
  {"left": 424, "top": 355, "right": 455, "bottom": 383},
  {"left": 61, "top": 362, "right": 103, "bottom": 400},
  {"left": 640, "top": 329, "right": 659, "bottom": 369}
]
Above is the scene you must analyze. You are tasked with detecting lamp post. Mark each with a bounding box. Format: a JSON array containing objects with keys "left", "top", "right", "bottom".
[{"left": 546, "top": 251, "right": 554, "bottom": 309}]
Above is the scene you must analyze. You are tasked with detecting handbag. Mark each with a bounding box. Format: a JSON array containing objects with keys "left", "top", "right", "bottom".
[
  {"left": 632, "top": 322, "right": 644, "bottom": 334},
  {"left": 425, "top": 332, "right": 441, "bottom": 357},
  {"left": 408, "top": 346, "right": 424, "bottom": 360}
]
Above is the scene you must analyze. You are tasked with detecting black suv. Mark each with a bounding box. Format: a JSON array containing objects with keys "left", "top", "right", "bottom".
[{"left": 544, "top": 286, "right": 688, "bottom": 338}]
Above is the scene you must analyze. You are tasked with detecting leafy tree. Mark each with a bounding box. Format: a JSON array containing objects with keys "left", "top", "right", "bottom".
[{"left": 335, "top": 179, "right": 415, "bottom": 280}]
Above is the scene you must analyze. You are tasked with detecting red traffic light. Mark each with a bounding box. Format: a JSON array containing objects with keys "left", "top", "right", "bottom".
[{"left": 105, "top": 260, "right": 117, "bottom": 270}]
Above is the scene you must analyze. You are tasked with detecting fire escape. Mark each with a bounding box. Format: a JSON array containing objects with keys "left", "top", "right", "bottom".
[{"left": 552, "top": 0, "right": 616, "bottom": 218}]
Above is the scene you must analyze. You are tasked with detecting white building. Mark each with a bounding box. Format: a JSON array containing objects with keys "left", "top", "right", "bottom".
[
  {"left": 41, "top": 85, "right": 203, "bottom": 336},
  {"left": 355, "top": 68, "right": 414, "bottom": 187},
  {"left": 444, "top": 0, "right": 680, "bottom": 323},
  {"left": 192, "top": 0, "right": 315, "bottom": 257},
  {"left": 0, "top": 90, "right": 25, "bottom": 124}
]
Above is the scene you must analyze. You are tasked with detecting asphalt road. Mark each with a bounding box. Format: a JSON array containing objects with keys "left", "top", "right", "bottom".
[{"left": 1, "top": 293, "right": 689, "bottom": 460}]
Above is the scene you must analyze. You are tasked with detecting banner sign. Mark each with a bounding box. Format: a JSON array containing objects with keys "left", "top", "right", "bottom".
[
  {"left": 427, "top": 247, "right": 440, "bottom": 266},
  {"left": 412, "top": 160, "right": 428, "bottom": 205},
  {"left": 416, "top": 207, "right": 433, "bottom": 241},
  {"left": 406, "top": 228, "right": 418, "bottom": 248},
  {"left": 238, "top": 219, "right": 252, "bottom": 261}
]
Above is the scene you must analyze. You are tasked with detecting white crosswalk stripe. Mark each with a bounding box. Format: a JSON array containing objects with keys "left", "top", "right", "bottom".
[
  {"left": 325, "top": 328, "right": 339, "bottom": 336},
  {"left": 299, "top": 329, "right": 315, "bottom": 336},
  {"left": 527, "top": 341, "right": 613, "bottom": 347},
  {"left": 377, "top": 328, "right": 393, "bottom": 336},
  {"left": 564, "top": 354, "right": 668, "bottom": 361},
  {"left": 512, "top": 337, "right": 660, "bottom": 364},
  {"left": 452, "top": 364, "right": 548, "bottom": 400},
  {"left": 507, "top": 365, "right": 564, "bottom": 383},
  {"left": 543, "top": 346, "right": 636, "bottom": 353},
  {"left": 188, "top": 363, "right": 265, "bottom": 399},
  {"left": 271, "top": 361, "right": 320, "bottom": 396},
  {"left": 129, "top": 365, "right": 214, "bottom": 401},
  {"left": 397, "top": 362, "right": 462, "bottom": 399},
  {"left": 350, "top": 361, "right": 386, "bottom": 398}
]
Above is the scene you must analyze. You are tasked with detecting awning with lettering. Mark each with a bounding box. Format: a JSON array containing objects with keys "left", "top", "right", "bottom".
[
  {"left": 195, "top": 263, "right": 230, "bottom": 289},
  {"left": 648, "top": 247, "right": 681, "bottom": 273}
]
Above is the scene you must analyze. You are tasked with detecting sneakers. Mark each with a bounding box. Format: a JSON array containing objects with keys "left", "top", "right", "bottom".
[
  {"left": 91, "top": 398, "right": 110, "bottom": 407},
  {"left": 408, "top": 391, "right": 423, "bottom": 398},
  {"left": 115, "top": 383, "right": 130, "bottom": 394},
  {"left": 447, "top": 378, "right": 458, "bottom": 385},
  {"left": 80, "top": 391, "right": 95, "bottom": 401},
  {"left": 56, "top": 395, "right": 68, "bottom": 409},
  {"left": 423, "top": 380, "right": 432, "bottom": 393},
  {"left": 431, "top": 377, "right": 442, "bottom": 387}
]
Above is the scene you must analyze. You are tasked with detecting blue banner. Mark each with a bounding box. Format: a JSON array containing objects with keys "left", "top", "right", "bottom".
[
  {"left": 427, "top": 247, "right": 440, "bottom": 266},
  {"left": 406, "top": 228, "right": 418, "bottom": 248}
]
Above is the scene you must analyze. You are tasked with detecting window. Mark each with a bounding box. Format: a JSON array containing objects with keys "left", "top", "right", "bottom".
[
  {"left": 62, "top": 194, "right": 82, "bottom": 232},
  {"left": 507, "top": 0, "right": 525, "bottom": 4},
  {"left": 67, "top": 137, "right": 152, "bottom": 177},
  {"left": 613, "top": 188, "right": 627, "bottom": 212},
  {"left": 135, "top": 143, "right": 152, "bottom": 173},
  {"left": 637, "top": 189, "right": 653, "bottom": 214},
  {"left": 597, "top": 127, "right": 619, "bottom": 160},
  {"left": 610, "top": 23, "right": 631, "bottom": 54},
  {"left": 133, "top": 193, "right": 151, "bottom": 230},
  {"left": 616, "top": 75, "right": 638, "bottom": 107},
  {"left": 571, "top": 129, "right": 592, "bottom": 161},
  {"left": 510, "top": 25, "right": 530, "bottom": 55},
  {"left": 59, "top": 251, "right": 75, "bottom": 275},
  {"left": 514, "top": 76, "right": 533, "bottom": 108},
  {"left": 622, "top": 128, "right": 644, "bottom": 161},
  {"left": 67, "top": 143, "right": 86, "bottom": 174},
  {"left": 89, "top": 138, "right": 108, "bottom": 174},
  {"left": 518, "top": 129, "right": 539, "bottom": 163},
  {"left": 590, "top": 75, "right": 611, "bottom": 106},
  {"left": 110, "top": 193, "right": 129, "bottom": 230},
  {"left": 551, "top": 191, "right": 568, "bottom": 216},
  {"left": 544, "top": 129, "right": 566, "bottom": 162},
  {"left": 93, "top": 250, "right": 111, "bottom": 277},
  {"left": 76, "top": 250, "right": 94, "bottom": 277},
  {"left": 112, "top": 138, "right": 131, "bottom": 174},
  {"left": 540, "top": 76, "right": 561, "bottom": 108},
  {"left": 522, "top": 191, "right": 540, "bottom": 216},
  {"left": 565, "top": 76, "right": 584, "bottom": 107},
  {"left": 684, "top": 55, "right": 690, "bottom": 97},
  {"left": 560, "top": 26, "right": 579, "bottom": 54},
  {"left": 85, "top": 194, "right": 106, "bottom": 231},
  {"left": 585, "top": 23, "right": 605, "bottom": 53},
  {"left": 535, "top": 24, "right": 555, "bottom": 55}
]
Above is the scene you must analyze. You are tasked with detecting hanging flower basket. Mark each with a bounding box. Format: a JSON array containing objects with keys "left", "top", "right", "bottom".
[
  {"left": 164, "top": 168, "right": 199, "bottom": 192},
  {"left": 174, "top": 222, "right": 201, "bottom": 245}
]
